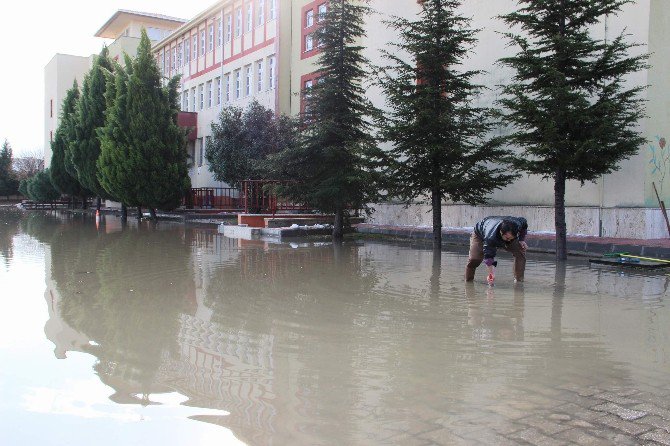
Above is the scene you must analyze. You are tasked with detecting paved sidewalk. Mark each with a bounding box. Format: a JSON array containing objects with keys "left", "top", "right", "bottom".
[{"left": 354, "top": 224, "right": 670, "bottom": 259}]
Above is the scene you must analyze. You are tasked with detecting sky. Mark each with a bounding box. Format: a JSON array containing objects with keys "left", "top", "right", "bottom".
[{"left": 0, "top": 0, "right": 216, "bottom": 157}]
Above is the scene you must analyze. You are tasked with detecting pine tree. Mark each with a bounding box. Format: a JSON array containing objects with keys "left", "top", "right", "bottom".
[
  {"left": 378, "top": 0, "right": 518, "bottom": 246},
  {"left": 120, "top": 29, "right": 190, "bottom": 215},
  {"left": 69, "top": 46, "right": 114, "bottom": 209},
  {"left": 270, "top": 0, "right": 382, "bottom": 240},
  {"left": 97, "top": 56, "right": 140, "bottom": 219},
  {"left": 50, "top": 81, "right": 88, "bottom": 206},
  {"left": 0, "top": 140, "right": 19, "bottom": 197},
  {"left": 499, "top": 0, "right": 648, "bottom": 260}
]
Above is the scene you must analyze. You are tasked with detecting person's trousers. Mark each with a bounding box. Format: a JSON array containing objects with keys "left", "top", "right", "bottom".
[{"left": 465, "top": 233, "right": 526, "bottom": 281}]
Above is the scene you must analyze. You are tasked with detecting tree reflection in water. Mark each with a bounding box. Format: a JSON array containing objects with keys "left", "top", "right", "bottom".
[{"left": 14, "top": 214, "right": 669, "bottom": 446}]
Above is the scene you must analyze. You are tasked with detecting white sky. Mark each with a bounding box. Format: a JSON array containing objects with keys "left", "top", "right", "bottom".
[{"left": 0, "top": 1, "right": 215, "bottom": 157}]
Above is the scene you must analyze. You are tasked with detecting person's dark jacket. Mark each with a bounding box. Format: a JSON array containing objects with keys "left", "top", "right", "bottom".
[{"left": 474, "top": 216, "right": 528, "bottom": 266}]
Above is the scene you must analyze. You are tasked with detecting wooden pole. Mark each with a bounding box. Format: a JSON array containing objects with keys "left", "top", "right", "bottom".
[{"left": 652, "top": 182, "right": 670, "bottom": 238}]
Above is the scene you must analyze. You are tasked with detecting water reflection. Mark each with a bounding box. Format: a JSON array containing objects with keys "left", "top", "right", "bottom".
[
  {"left": 0, "top": 208, "right": 21, "bottom": 267},
  {"left": 9, "top": 212, "right": 670, "bottom": 445}
]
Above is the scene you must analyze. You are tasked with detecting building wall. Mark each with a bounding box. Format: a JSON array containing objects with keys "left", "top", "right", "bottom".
[
  {"left": 149, "top": 1, "right": 666, "bottom": 237},
  {"left": 43, "top": 54, "right": 92, "bottom": 168},
  {"left": 645, "top": 0, "right": 670, "bottom": 207},
  {"left": 154, "top": 0, "right": 283, "bottom": 189}
]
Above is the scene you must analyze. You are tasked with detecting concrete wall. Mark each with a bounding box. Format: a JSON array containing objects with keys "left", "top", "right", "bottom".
[
  {"left": 370, "top": 203, "right": 669, "bottom": 239},
  {"left": 645, "top": 0, "right": 670, "bottom": 207}
]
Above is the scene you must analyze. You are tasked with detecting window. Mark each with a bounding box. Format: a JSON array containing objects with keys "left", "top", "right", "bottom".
[
  {"left": 185, "top": 38, "right": 190, "bottom": 62},
  {"left": 172, "top": 47, "right": 177, "bottom": 69},
  {"left": 245, "top": 65, "right": 252, "bottom": 96},
  {"left": 258, "top": 0, "right": 265, "bottom": 25},
  {"left": 199, "top": 84, "right": 204, "bottom": 110},
  {"left": 305, "top": 34, "right": 313, "bottom": 52},
  {"left": 269, "top": 0, "right": 276, "bottom": 20},
  {"left": 191, "top": 87, "right": 196, "bottom": 111},
  {"left": 225, "top": 74, "right": 231, "bottom": 102},
  {"left": 257, "top": 60, "right": 263, "bottom": 92},
  {"left": 182, "top": 91, "right": 187, "bottom": 110},
  {"left": 147, "top": 27, "right": 163, "bottom": 40},
  {"left": 192, "top": 35, "right": 198, "bottom": 59},
  {"left": 305, "top": 79, "right": 314, "bottom": 90},
  {"left": 268, "top": 55, "right": 276, "bottom": 89},
  {"left": 306, "top": 10, "right": 314, "bottom": 28},
  {"left": 235, "top": 70, "right": 241, "bottom": 99},
  {"left": 166, "top": 52, "right": 170, "bottom": 73},
  {"left": 216, "top": 77, "right": 222, "bottom": 104},
  {"left": 203, "top": 136, "right": 211, "bottom": 167},
  {"left": 198, "top": 138, "right": 204, "bottom": 167},
  {"left": 160, "top": 53, "right": 165, "bottom": 74},
  {"left": 236, "top": 9, "right": 242, "bottom": 37},
  {"left": 208, "top": 24, "right": 214, "bottom": 52},
  {"left": 318, "top": 3, "right": 327, "bottom": 21},
  {"left": 217, "top": 19, "right": 223, "bottom": 46},
  {"left": 200, "top": 30, "right": 206, "bottom": 56},
  {"left": 226, "top": 15, "right": 232, "bottom": 42},
  {"left": 50, "top": 99, "right": 53, "bottom": 117},
  {"left": 247, "top": 4, "right": 253, "bottom": 32},
  {"left": 177, "top": 43, "right": 182, "bottom": 67},
  {"left": 207, "top": 81, "right": 212, "bottom": 107}
]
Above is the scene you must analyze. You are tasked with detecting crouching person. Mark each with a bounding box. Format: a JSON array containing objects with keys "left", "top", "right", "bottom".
[{"left": 465, "top": 216, "right": 528, "bottom": 284}]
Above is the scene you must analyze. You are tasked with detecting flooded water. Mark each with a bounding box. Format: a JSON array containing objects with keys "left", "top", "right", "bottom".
[{"left": 1, "top": 209, "right": 669, "bottom": 445}]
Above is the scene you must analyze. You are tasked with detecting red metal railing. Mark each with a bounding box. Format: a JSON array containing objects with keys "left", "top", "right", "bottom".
[
  {"left": 183, "top": 188, "right": 241, "bottom": 210},
  {"left": 241, "top": 180, "right": 312, "bottom": 214}
]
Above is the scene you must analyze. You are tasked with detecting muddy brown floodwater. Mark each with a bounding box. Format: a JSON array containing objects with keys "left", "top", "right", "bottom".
[{"left": 1, "top": 210, "right": 668, "bottom": 445}]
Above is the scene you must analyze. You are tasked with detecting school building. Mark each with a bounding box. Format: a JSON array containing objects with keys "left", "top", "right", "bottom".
[{"left": 45, "top": 1, "right": 670, "bottom": 238}]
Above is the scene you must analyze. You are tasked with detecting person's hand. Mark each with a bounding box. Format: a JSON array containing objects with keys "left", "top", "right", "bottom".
[
  {"left": 486, "top": 265, "right": 495, "bottom": 286},
  {"left": 520, "top": 241, "right": 528, "bottom": 253}
]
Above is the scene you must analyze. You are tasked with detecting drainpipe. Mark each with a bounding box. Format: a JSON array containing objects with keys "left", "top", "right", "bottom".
[{"left": 599, "top": 15, "right": 609, "bottom": 238}]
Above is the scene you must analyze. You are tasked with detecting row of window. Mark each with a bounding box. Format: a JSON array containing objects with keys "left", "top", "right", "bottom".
[
  {"left": 181, "top": 55, "right": 277, "bottom": 112},
  {"left": 159, "top": 0, "right": 276, "bottom": 74},
  {"left": 305, "top": 4, "right": 328, "bottom": 28}
]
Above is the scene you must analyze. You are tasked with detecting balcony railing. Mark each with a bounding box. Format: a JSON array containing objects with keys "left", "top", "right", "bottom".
[
  {"left": 183, "top": 181, "right": 311, "bottom": 214},
  {"left": 183, "top": 188, "right": 241, "bottom": 210},
  {"left": 241, "top": 180, "right": 312, "bottom": 214}
]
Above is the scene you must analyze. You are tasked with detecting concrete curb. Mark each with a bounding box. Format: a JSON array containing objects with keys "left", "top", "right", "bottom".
[{"left": 354, "top": 225, "right": 670, "bottom": 259}]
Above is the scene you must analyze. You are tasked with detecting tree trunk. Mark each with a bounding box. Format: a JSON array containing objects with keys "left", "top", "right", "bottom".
[
  {"left": 149, "top": 207, "right": 157, "bottom": 221},
  {"left": 136, "top": 206, "right": 142, "bottom": 219},
  {"left": 96, "top": 197, "right": 101, "bottom": 211},
  {"left": 120, "top": 203, "right": 128, "bottom": 221},
  {"left": 333, "top": 207, "right": 344, "bottom": 241},
  {"left": 431, "top": 187, "right": 442, "bottom": 247},
  {"left": 554, "top": 168, "right": 567, "bottom": 260}
]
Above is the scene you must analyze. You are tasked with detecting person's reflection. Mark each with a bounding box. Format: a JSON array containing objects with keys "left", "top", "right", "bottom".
[{"left": 465, "top": 282, "right": 525, "bottom": 341}]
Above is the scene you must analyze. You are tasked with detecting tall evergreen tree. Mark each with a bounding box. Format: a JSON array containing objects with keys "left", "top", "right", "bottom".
[
  {"left": 50, "top": 81, "right": 89, "bottom": 206},
  {"left": 270, "top": 0, "right": 382, "bottom": 240},
  {"left": 69, "top": 46, "right": 114, "bottom": 209},
  {"left": 102, "top": 29, "right": 190, "bottom": 218},
  {"left": 378, "top": 0, "right": 517, "bottom": 246},
  {"left": 499, "top": 0, "right": 648, "bottom": 259},
  {"left": 0, "top": 139, "right": 19, "bottom": 197},
  {"left": 98, "top": 57, "right": 138, "bottom": 219}
]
